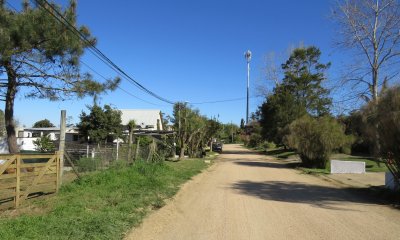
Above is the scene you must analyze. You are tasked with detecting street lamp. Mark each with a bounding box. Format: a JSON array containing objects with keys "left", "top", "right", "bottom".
[{"left": 244, "top": 50, "right": 252, "bottom": 125}]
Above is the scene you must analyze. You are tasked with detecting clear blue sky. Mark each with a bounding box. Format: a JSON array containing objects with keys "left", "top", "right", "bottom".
[{"left": 7, "top": 0, "right": 345, "bottom": 127}]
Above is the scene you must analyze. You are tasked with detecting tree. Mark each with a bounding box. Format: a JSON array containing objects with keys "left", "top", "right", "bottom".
[
  {"left": 205, "top": 118, "right": 222, "bottom": 151},
  {"left": 259, "top": 87, "right": 306, "bottom": 144},
  {"left": 333, "top": 0, "right": 400, "bottom": 101},
  {"left": 77, "top": 104, "right": 122, "bottom": 144},
  {"left": 259, "top": 46, "right": 332, "bottom": 144},
  {"left": 359, "top": 85, "right": 400, "bottom": 183},
  {"left": 219, "top": 123, "right": 240, "bottom": 143},
  {"left": 0, "top": 1, "right": 120, "bottom": 153},
  {"left": 32, "top": 119, "right": 55, "bottom": 128},
  {"left": 240, "top": 118, "right": 245, "bottom": 129},
  {"left": 0, "top": 110, "right": 5, "bottom": 137},
  {"left": 281, "top": 46, "right": 331, "bottom": 115},
  {"left": 173, "top": 102, "right": 188, "bottom": 159},
  {"left": 172, "top": 102, "right": 214, "bottom": 158}
]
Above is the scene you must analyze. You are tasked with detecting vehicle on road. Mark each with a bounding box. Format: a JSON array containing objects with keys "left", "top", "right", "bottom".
[{"left": 212, "top": 142, "right": 223, "bottom": 153}]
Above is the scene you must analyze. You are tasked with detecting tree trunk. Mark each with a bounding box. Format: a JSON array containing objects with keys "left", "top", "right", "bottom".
[
  {"left": 372, "top": 68, "right": 378, "bottom": 101},
  {"left": 4, "top": 61, "right": 18, "bottom": 153},
  {"left": 179, "top": 133, "right": 185, "bottom": 159}
]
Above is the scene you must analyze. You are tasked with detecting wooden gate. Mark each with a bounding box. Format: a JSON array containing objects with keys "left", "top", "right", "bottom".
[{"left": 0, "top": 152, "right": 61, "bottom": 210}]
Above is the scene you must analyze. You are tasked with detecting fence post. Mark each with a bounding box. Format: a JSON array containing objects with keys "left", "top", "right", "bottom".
[
  {"left": 135, "top": 137, "right": 140, "bottom": 160},
  {"left": 116, "top": 141, "right": 119, "bottom": 160},
  {"left": 15, "top": 155, "right": 20, "bottom": 208},
  {"left": 59, "top": 110, "right": 66, "bottom": 186},
  {"left": 56, "top": 151, "right": 60, "bottom": 193}
]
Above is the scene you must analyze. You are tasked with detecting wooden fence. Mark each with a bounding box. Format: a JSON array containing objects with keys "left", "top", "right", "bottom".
[{"left": 0, "top": 152, "right": 61, "bottom": 210}]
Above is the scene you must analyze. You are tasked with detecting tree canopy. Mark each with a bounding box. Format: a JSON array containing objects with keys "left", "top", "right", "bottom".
[
  {"left": 333, "top": 0, "right": 400, "bottom": 101},
  {"left": 0, "top": 0, "right": 119, "bottom": 152},
  {"left": 77, "top": 104, "right": 122, "bottom": 143},
  {"left": 32, "top": 119, "right": 55, "bottom": 128},
  {"left": 259, "top": 46, "right": 332, "bottom": 144}
]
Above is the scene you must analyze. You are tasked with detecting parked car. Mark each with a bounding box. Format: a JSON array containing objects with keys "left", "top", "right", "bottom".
[{"left": 212, "top": 142, "right": 223, "bottom": 153}]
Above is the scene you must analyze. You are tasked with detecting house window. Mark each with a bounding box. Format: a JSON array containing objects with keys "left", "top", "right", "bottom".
[
  {"left": 73, "top": 135, "right": 79, "bottom": 141},
  {"left": 32, "top": 132, "right": 41, "bottom": 138}
]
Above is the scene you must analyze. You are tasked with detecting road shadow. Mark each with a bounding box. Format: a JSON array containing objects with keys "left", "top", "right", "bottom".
[
  {"left": 221, "top": 150, "right": 262, "bottom": 156},
  {"left": 264, "top": 149, "right": 297, "bottom": 159},
  {"left": 231, "top": 180, "right": 388, "bottom": 211},
  {"left": 234, "top": 161, "right": 299, "bottom": 169}
]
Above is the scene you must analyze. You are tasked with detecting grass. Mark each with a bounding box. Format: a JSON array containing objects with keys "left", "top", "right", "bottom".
[
  {"left": 262, "top": 147, "right": 387, "bottom": 174},
  {"left": 264, "top": 148, "right": 297, "bottom": 160},
  {"left": 0, "top": 159, "right": 210, "bottom": 239},
  {"left": 331, "top": 153, "right": 388, "bottom": 173}
]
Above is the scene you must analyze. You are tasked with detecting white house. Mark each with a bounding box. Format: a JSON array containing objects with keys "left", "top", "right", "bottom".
[
  {"left": 0, "top": 127, "right": 80, "bottom": 153},
  {"left": 120, "top": 109, "right": 164, "bottom": 131}
]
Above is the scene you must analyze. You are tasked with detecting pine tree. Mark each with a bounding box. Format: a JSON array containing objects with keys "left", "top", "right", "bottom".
[
  {"left": 259, "top": 46, "right": 332, "bottom": 144},
  {"left": 0, "top": 1, "right": 120, "bottom": 152}
]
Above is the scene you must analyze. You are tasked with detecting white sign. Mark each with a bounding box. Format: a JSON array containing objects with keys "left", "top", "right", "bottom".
[{"left": 331, "top": 160, "right": 365, "bottom": 174}]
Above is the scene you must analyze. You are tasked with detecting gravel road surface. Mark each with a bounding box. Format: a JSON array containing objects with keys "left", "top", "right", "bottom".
[{"left": 126, "top": 144, "right": 400, "bottom": 240}]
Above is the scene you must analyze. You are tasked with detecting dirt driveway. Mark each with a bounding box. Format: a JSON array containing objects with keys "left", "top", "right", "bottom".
[{"left": 125, "top": 144, "right": 400, "bottom": 240}]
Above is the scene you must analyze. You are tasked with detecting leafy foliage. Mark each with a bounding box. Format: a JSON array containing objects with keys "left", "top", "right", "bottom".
[
  {"left": 77, "top": 104, "right": 122, "bottom": 143},
  {"left": 33, "top": 135, "right": 55, "bottom": 152},
  {"left": 337, "top": 112, "right": 373, "bottom": 154},
  {"left": 360, "top": 85, "right": 400, "bottom": 182},
  {"left": 0, "top": 1, "right": 120, "bottom": 152},
  {"left": 285, "top": 115, "right": 352, "bottom": 168},
  {"left": 32, "top": 119, "right": 55, "bottom": 128},
  {"left": 219, "top": 123, "right": 241, "bottom": 143},
  {"left": 259, "top": 46, "right": 331, "bottom": 144}
]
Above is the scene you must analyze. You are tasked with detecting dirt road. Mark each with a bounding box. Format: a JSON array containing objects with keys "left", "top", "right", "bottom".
[{"left": 126, "top": 144, "right": 400, "bottom": 240}]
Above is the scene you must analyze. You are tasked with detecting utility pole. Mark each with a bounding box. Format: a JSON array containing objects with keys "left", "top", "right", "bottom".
[{"left": 244, "top": 50, "right": 252, "bottom": 125}]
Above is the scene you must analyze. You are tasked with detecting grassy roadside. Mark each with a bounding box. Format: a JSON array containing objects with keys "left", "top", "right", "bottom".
[
  {"left": 0, "top": 159, "right": 212, "bottom": 239},
  {"left": 260, "top": 147, "right": 387, "bottom": 174}
]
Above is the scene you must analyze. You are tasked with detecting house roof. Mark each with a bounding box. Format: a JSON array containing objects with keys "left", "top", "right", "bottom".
[
  {"left": 119, "top": 109, "right": 163, "bottom": 130},
  {"left": 23, "top": 127, "right": 79, "bottom": 133}
]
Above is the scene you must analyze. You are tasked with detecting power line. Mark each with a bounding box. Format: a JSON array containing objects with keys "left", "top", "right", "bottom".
[
  {"left": 79, "top": 60, "right": 164, "bottom": 106},
  {"left": 13, "top": 1, "right": 265, "bottom": 108},
  {"left": 33, "top": 0, "right": 175, "bottom": 104},
  {"left": 190, "top": 96, "right": 259, "bottom": 105}
]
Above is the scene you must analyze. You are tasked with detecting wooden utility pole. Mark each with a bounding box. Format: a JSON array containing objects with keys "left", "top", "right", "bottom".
[{"left": 58, "top": 110, "right": 66, "bottom": 185}]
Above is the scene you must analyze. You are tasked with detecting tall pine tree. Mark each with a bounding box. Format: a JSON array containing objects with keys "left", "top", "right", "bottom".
[
  {"left": 259, "top": 46, "right": 332, "bottom": 144},
  {"left": 0, "top": 1, "right": 120, "bottom": 152}
]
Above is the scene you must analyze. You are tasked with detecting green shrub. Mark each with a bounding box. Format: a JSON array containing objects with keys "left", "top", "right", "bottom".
[
  {"left": 33, "top": 135, "right": 55, "bottom": 152},
  {"left": 262, "top": 141, "right": 277, "bottom": 150},
  {"left": 247, "top": 133, "right": 262, "bottom": 148},
  {"left": 76, "top": 157, "right": 102, "bottom": 172},
  {"left": 285, "top": 115, "right": 352, "bottom": 168},
  {"left": 363, "top": 85, "right": 400, "bottom": 183},
  {"left": 339, "top": 145, "right": 352, "bottom": 155}
]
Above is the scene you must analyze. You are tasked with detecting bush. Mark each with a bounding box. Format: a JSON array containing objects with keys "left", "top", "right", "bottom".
[
  {"left": 285, "top": 115, "right": 352, "bottom": 168},
  {"left": 259, "top": 141, "right": 277, "bottom": 150},
  {"left": 33, "top": 135, "right": 55, "bottom": 152},
  {"left": 247, "top": 133, "right": 262, "bottom": 148},
  {"left": 364, "top": 85, "right": 400, "bottom": 183}
]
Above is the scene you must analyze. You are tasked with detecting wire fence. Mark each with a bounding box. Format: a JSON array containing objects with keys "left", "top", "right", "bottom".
[{"left": 64, "top": 138, "right": 175, "bottom": 174}]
